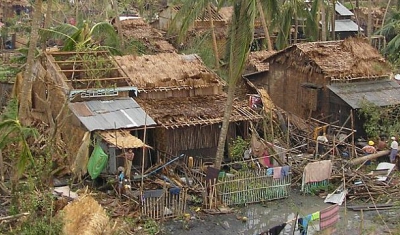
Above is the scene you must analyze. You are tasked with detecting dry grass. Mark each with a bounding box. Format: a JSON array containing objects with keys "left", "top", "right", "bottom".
[{"left": 61, "top": 194, "right": 111, "bottom": 235}]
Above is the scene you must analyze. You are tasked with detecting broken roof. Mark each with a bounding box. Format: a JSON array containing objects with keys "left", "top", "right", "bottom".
[
  {"left": 114, "top": 53, "right": 225, "bottom": 91},
  {"left": 247, "top": 50, "right": 277, "bottom": 72},
  {"left": 120, "top": 18, "right": 176, "bottom": 53},
  {"left": 268, "top": 37, "right": 391, "bottom": 80},
  {"left": 69, "top": 98, "right": 156, "bottom": 131},
  {"left": 327, "top": 80, "right": 400, "bottom": 109},
  {"left": 135, "top": 95, "right": 262, "bottom": 129}
]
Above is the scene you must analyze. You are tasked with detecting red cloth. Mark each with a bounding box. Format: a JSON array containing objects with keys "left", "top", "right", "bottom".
[{"left": 320, "top": 205, "right": 339, "bottom": 230}]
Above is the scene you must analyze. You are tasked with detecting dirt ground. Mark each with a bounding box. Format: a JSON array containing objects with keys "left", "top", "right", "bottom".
[{"left": 159, "top": 189, "right": 398, "bottom": 235}]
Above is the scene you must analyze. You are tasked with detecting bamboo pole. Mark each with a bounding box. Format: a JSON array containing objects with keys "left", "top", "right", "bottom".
[
  {"left": 140, "top": 114, "right": 148, "bottom": 210},
  {"left": 0, "top": 149, "right": 4, "bottom": 182}
]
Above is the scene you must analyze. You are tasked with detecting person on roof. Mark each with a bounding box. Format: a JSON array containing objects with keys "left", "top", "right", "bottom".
[{"left": 390, "top": 137, "right": 398, "bottom": 163}]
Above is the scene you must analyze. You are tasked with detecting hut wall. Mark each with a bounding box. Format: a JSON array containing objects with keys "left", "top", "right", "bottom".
[{"left": 268, "top": 52, "right": 330, "bottom": 119}]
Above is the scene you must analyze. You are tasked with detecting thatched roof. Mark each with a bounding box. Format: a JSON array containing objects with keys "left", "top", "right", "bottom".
[
  {"left": 268, "top": 37, "right": 391, "bottom": 80},
  {"left": 2, "top": 0, "right": 29, "bottom": 6},
  {"left": 135, "top": 94, "right": 262, "bottom": 128},
  {"left": 247, "top": 50, "right": 277, "bottom": 72},
  {"left": 114, "top": 53, "right": 225, "bottom": 91},
  {"left": 120, "top": 18, "right": 176, "bottom": 53}
]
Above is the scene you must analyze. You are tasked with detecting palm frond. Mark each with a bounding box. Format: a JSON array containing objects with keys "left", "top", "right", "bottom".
[
  {"left": 90, "top": 21, "right": 119, "bottom": 48},
  {"left": 39, "top": 23, "right": 78, "bottom": 42}
]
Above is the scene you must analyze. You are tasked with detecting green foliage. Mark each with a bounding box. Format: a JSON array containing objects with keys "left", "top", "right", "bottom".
[
  {"left": 144, "top": 219, "right": 159, "bottom": 235},
  {"left": 358, "top": 100, "right": 400, "bottom": 138},
  {"left": 228, "top": 136, "right": 249, "bottom": 161},
  {"left": 308, "top": 182, "right": 334, "bottom": 196}
]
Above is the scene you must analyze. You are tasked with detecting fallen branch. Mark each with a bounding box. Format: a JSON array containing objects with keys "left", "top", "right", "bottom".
[{"left": 0, "top": 212, "right": 30, "bottom": 221}]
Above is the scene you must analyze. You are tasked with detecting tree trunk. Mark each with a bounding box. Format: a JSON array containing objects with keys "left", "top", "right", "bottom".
[
  {"left": 381, "top": 0, "right": 392, "bottom": 34},
  {"left": 256, "top": 0, "right": 273, "bottom": 51},
  {"left": 208, "top": 3, "right": 219, "bottom": 69},
  {"left": 321, "top": 0, "right": 327, "bottom": 41},
  {"left": 349, "top": 150, "right": 390, "bottom": 165},
  {"left": 214, "top": 84, "right": 236, "bottom": 169},
  {"left": 367, "top": 0, "right": 372, "bottom": 42},
  {"left": 331, "top": 0, "right": 336, "bottom": 40},
  {"left": 19, "top": 0, "right": 43, "bottom": 121},
  {"left": 42, "top": 0, "right": 53, "bottom": 50},
  {"left": 294, "top": 12, "right": 298, "bottom": 43},
  {"left": 112, "top": 0, "right": 125, "bottom": 49}
]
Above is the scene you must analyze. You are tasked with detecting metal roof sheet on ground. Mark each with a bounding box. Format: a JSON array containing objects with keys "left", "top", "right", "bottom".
[
  {"left": 334, "top": 19, "right": 363, "bottom": 32},
  {"left": 335, "top": 2, "right": 354, "bottom": 16},
  {"left": 69, "top": 98, "right": 156, "bottom": 131},
  {"left": 327, "top": 80, "right": 400, "bottom": 109}
]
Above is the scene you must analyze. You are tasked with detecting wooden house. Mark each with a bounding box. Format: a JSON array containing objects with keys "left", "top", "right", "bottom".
[
  {"left": 114, "top": 52, "right": 262, "bottom": 160},
  {"left": 332, "top": 2, "right": 363, "bottom": 39},
  {"left": 0, "top": 0, "right": 30, "bottom": 21},
  {"left": 262, "top": 37, "right": 400, "bottom": 136},
  {"left": 28, "top": 50, "right": 155, "bottom": 176}
]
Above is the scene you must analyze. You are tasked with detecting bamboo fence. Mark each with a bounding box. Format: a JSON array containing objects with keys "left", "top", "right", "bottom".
[
  {"left": 204, "top": 169, "right": 291, "bottom": 207},
  {"left": 141, "top": 186, "right": 188, "bottom": 220}
]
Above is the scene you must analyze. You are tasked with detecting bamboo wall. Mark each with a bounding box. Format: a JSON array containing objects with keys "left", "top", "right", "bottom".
[{"left": 268, "top": 52, "right": 330, "bottom": 119}]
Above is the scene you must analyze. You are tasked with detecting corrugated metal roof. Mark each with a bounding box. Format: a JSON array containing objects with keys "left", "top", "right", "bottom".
[
  {"left": 327, "top": 80, "right": 400, "bottom": 109},
  {"left": 69, "top": 98, "right": 156, "bottom": 131},
  {"left": 335, "top": 2, "right": 354, "bottom": 16},
  {"left": 334, "top": 19, "right": 362, "bottom": 32}
]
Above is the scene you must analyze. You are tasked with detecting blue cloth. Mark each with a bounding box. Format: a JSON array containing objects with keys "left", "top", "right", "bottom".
[
  {"left": 281, "top": 165, "right": 290, "bottom": 177},
  {"left": 118, "top": 172, "right": 125, "bottom": 182},
  {"left": 390, "top": 149, "right": 398, "bottom": 162},
  {"left": 298, "top": 214, "right": 312, "bottom": 235},
  {"left": 267, "top": 168, "right": 274, "bottom": 176}
]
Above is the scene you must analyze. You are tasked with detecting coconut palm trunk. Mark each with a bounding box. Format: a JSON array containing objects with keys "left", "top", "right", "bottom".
[
  {"left": 256, "top": 0, "right": 273, "bottom": 51},
  {"left": 19, "top": 0, "right": 43, "bottom": 121},
  {"left": 208, "top": 3, "right": 220, "bottom": 68},
  {"left": 111, "top": 0, "right": 124, "bottom": 49},
  {"left": 214, "top": 0, "right": 255, "bottom": 169}
]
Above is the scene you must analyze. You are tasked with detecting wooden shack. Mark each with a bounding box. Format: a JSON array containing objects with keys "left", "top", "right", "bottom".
[
  {"left": 114, "top": 52, "right": 263, "bottom": 159},
  {"left": 263, "top": 37, "right": 400, "bottom": 135},
  {"left": 28, "top": 50, "right": 155, "bottom": 177}
]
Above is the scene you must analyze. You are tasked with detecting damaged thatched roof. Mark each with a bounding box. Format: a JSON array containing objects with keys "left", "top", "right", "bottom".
[
  {"left": 114, "top": 53, "right": 225, "bottom": 91},
  {"left": 268, "top": 37, "right": 391, "bottom": 80},
  {"left": 247, "top": 50, "right": 277, "bottom": 73},
  {"left": 135, "top": 95, "right": 262, "bottom": 128},
  {"left": 120, "top": 18, "right": 176, "bottom": 53}
]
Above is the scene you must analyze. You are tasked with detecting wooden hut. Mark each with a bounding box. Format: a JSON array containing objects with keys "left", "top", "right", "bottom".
[
  {"left": 28, "top": 50, "right": 154, "bottom": 177},
  {"left": 263, "top": 37, "right": 400, "bottom": 135},
  {"left": 114, "top": 52, "right": 262, "bottom": 160}
]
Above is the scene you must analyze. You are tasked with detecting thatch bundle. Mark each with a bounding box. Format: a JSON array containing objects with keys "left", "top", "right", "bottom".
[{"left": 61, "top": 195, "right": 110, "bottom": 235}]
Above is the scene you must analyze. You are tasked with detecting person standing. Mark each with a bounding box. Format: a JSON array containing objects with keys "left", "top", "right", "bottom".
[
  {"left": 118, "top": 149, "right": 134, "bottom": 179},
  {"left": 390, "top": 137, "right": 398, "bottom": 163}
]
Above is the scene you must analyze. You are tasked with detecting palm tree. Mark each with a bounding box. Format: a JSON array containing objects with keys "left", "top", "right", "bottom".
[
  {"left": 214, "top": 0, "right": 256, "bottom": 169},
  {"left": 40, "top": 20, "right": 120, "bottom": 54},
  {"left": 276, "top": 0, "right": 307, "bottom": 49},
  {"left": 19, "top": 0, "right": 43, "bottom": 122},
  {"left": 169, "top": 0, "right": 220, "bottom": 69},
  {"left": 376, "top": 9, "right": 400, "bottom": 64},
  {"left": 256, "top": 0, "right": 279, "bottom": 51}
]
